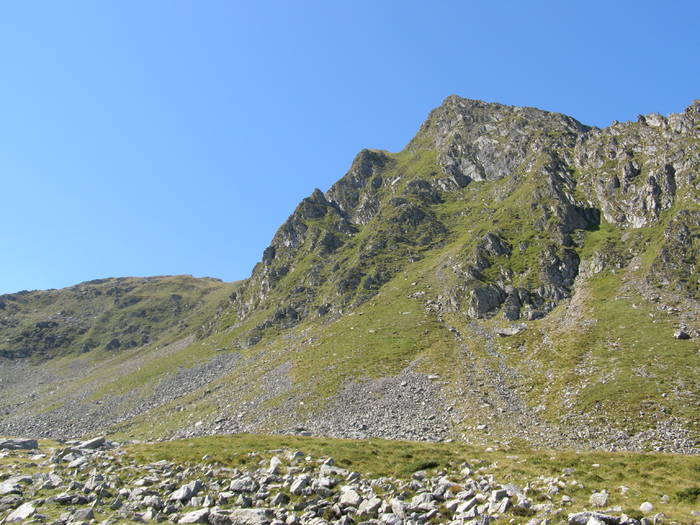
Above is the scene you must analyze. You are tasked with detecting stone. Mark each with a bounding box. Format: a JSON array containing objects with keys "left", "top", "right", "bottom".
[
  {"left": 0, "top": 476, "right": 32, "bottom": 496},
  {"left": 143, "top": 494, "right": 164, "bottom": 509},
  {"left": 289, "top": 475, "right": 309, "bottom": 495},
  {"left": 586, "top": 517, "right": 607, "bottom": 525},
  {"left": 68, "top": 456, "right": 89, "bottom": 468},
  {"left": 78, "top": 436, "right": 106, "bottom": 449},
  {"left": 357, "top": 497, "right": 382, "bottom": 517},
  {"left": 589, "top": 491, "right": 609, "bottom": 507},
  {"left": 0, "top": 438, "right": 38, "bottom": 450},
  {"left": 229, "top": 508, "right": 272, "bottom": 525},
  {"left": 390, "top": 498, "right": 406, "bottom": 518},
  {"left": 169, "top": 479, "right": 203, "bottom": 502},
  {"left": 268, "top": 456, "right": 283, "bottom": 474},
  {"left": 674, "top": 330, "right": 691, "bottom": 340},
  {"left": 456, "top": 497, "right": 478, "bottom": 513},
  {"left": 409, "top": 492, "right": 435, "bottom": 511},
  {"left": 640, "top": 501, "right": 654, "bottom": 513},
  {"left": 380, "top": 514, "right": 402, "bottom": 525},
  {"left": 178, "top": 508, "right": 210, "bottom": 523},
  {"left": 270, "top": 492, "right": 289, "bottom": 506},
  {"left": 339, "top": 487, "right": 362, "bottom": 508},
  {"left": 209, "top": 508, "right": 233, "bottom": 525},
  {"left": 6, "top": 501, "right": 36, "bottom": 522},
  {"left": 72, "top": 507, "right": 95, "bottom": 520},
  {"left": 230, "top": 476, "right": 258, "bottom": 493},
  {"left": 567, "top": 512, "right": 620, "bottom": 525}
]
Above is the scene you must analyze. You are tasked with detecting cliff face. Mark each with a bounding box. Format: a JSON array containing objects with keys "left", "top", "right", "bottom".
[
  {"left": 220, "top": 97, "right": 699, "bottom": 337},
  {"left": 1, "top": 97, "right": 698, "bottom": 452}
]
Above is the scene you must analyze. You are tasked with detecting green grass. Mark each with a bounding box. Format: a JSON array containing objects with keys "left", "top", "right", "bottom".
[{"left": 122, "top": 434, "right": 700, "bottom": 522}]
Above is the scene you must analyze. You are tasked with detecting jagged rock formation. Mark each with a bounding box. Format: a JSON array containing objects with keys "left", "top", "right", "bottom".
[
  {"left": 222, "top": 97, "right": 698, "bottom": 332},
  {"left": 0, "top": 96, "right": 698, "bottom": 453}
]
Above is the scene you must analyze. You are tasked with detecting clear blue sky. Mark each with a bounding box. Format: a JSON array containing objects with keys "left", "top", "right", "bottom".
[{"left": 1, "top": 1, "right": 698, "bottom": 294}]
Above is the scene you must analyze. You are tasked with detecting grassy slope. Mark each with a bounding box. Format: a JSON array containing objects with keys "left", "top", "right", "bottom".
[
  {"left": 0, "top": 275, "right": 233, "bottom": 360},
  {"left": 99, "top": 141, "right": 699, "bottom": 448}
]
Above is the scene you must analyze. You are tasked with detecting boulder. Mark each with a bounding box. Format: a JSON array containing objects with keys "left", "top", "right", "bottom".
[
  {"left": 339, "top": 488, "right": 362, "bottom": 508},
  {"left": 357, "top": 497, "right": 382, "bottom": 517},
  {"left": 230, "top": 476, "right": 257, "bottom": 493},
  {"left": 169, "top": 479, "right": 203, "bottom": 502},
  {"left": 568, "top": 512, "right": 620, "bottom": 525},
  {"left": 0, "top": 476, "right": 31, "bottom": 496},
  {"left": 229, "top": 508, "right": 272, "bottom": 525},
  {"left": 78, "top": 436, "right": 106, "bottom": 449},
  {"left": 178, "top": 508, "right": 210, "bottom": 523},
  {"left": 589, "top": 491, "right": 609, "bottom": 507},
  {"left": 289, "top": 475, "right": 309, "bottom": 495},
  {"left": 6, "top": 501, "right": 36, "bottom": 522},
  {"left": 268, "top": 456, "right": 282, "bottom": 474},
  {"left": 639, "top": 501, "right": 654, "bottom": 513},
  {"left": 0, "top": 438, "right": 38, "bottom": 450}
]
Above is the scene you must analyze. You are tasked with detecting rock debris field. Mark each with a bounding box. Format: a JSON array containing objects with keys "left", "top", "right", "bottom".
[{"left": 0, "top": 437, "right": 682, "bottom": 525}]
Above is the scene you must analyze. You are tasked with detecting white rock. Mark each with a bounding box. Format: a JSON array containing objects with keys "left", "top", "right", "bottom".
[
  {"left": 178, "top": 508, "right": 210, "bottom": 523},
  {"left": 169, "top": 479, "right": 203, "bottom": 502},
  {"left": 390, "top": 498, "right": 406, "bottom": 518},
  {"left": 229, "top": 508, "right": 272, "bottom": 525},
  {"left": 358, "top": 497, "right": 382, "bottom": 516},
  {"left": 78, "top": 436, "right": 105, "bottom": 449},
  {"left": 289, "top": 474, "right": 309, "bottom": 495},
  {"left": 68, "top": 456, "right": 88, "bottom": 468},
  {"left": 6, "top": 502, "right": 36, "bottom": 522},
  {"left": 588, "top": 491, "right": 608, "bottom": 507},
  {"left": 268, "top": 456, "right": 282, "bottom": 474},
  {"left": 640, "top": 501, "right": 654, "bottom": 513},
  {"left": 0, "top": 476, "right": 32, "bottom": 495},
  {"left": 339, "top": 488, "right": 362, "bottom": 508}
]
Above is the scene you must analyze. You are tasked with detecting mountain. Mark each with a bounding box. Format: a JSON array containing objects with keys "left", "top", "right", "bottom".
[{"left": 1, "top": 96, "right": 698, "bottom": 454}]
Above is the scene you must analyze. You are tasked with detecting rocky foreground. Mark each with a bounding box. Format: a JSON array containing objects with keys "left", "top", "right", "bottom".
[{"left": 0, "top": 437, "right": 687, "bottom": 525}]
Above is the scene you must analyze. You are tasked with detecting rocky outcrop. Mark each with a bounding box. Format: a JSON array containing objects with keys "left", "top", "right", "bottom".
[{"left": 649, "top": 209, "right": 700, "bottom": 299}]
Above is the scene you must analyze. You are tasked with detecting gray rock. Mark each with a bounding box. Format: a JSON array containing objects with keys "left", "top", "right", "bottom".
[
  {"left": 339, "top": 488, "right": 362, "bottom": 508},
  {"left": 290, "top": 475, "right": 309, "bottom": 495},
  {"left": 71, "top": 507, "right": 95, "bottom": 521},
  {"left": 230, "top": 476, "right": 258, "bottom": 493},
  {"left": 178, "top": 508, "right": 210, "bottom": 523},
  {"left": 68, "top": 456, "right": 88, "bottom": 468},
  {"left": 568, "top": 512, "right": 620, "bottom": 525},
  {"left": 209, "top": 508, "right": 233, "bottom": 525},
  {"left": 390, "top": 499, "right": 406, "bottom": 519},
  {"left": 169, "top": 479, "right": 203, "bottom": 502},
  {"left": 270, "top": 492, "right": 289, "bottom": 506},
  {"left": 589, "top": 491, "right": 609, "bottom": 507},
  {"left": 229, "top": 508, "right": 272, "bottom": 525},
  {"left": 268, "top": 456, "right": 283, "bottom": 474},
  {"left": 357, "top": 497, "right": 382, "bottom": 517},
  {"left": 6, "top": 501, "right": 36, "bottom": 522},
  {"left": 78, "top": 436, "right": 106, "bottom": 449},
  {"left": 0, "top": 476, "right": 31, "bottom": 496},
  {"left": 0, "top": 438, "right": 38, "bottom": 450}
]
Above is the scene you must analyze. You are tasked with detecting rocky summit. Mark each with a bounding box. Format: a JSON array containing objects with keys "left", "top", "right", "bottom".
[{"left": 1, "top": 95, "right": 700, "bottom": 521}]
